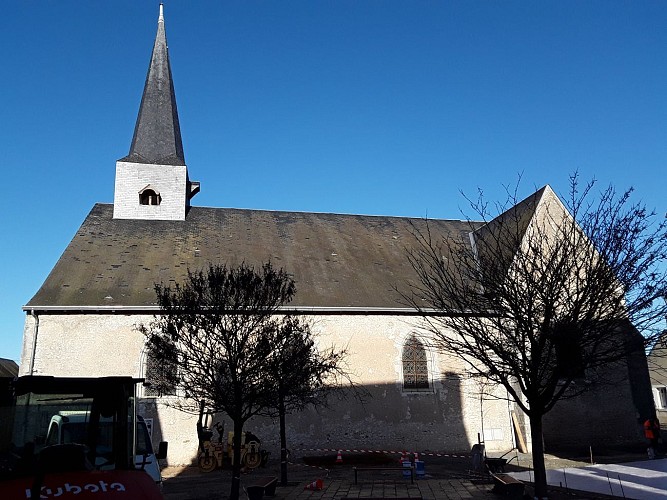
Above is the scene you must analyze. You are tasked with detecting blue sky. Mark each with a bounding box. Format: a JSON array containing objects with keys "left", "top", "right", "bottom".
[{"left": 1, "top": 1, "right": 665, "bottom": 363}]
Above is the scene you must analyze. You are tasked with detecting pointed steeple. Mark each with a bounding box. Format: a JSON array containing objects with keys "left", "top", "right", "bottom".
[
  {"left": 121, "top": 4, "right": 185, "bottom": 166},
  {"left": 113, "top": 5, "right": 199, "bottom": 221}
]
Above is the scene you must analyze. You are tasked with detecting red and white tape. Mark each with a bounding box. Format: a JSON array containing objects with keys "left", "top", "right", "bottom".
[
  {"left": 288, "top": 461, "right": 331, "bottom": 475},
  {"left": 293, "top": 448, "right": 469, "bottom": 459}
]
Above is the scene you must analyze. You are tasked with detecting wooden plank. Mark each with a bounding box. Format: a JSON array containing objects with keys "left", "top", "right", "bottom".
[
  {"left": 251, "top": 477, "right": 277, "bottom": 496},
  {"left": 511, "top": 411, "right": 528, "bottom": 453},
  {"left": 491, "top": 473, "right": 525, "bottom": 499}
]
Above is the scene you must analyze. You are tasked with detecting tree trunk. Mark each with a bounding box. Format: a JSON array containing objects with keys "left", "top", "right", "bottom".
[
  {"left": 279, "top": 396, "right": 288, "bottom": 485},
  {"left": 529, "top": 413, "right": 548, "bottom": 499},
  {"left": 229, "top": 419, "right": 244, "bottom": 500}
]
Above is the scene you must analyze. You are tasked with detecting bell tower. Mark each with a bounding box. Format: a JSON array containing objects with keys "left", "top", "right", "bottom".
[{"left": 113, "top": 4, "right": 199, "bottom": 221}]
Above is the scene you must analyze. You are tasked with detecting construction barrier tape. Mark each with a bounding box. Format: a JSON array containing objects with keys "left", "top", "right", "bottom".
[
  {"left": 288, "top": 461, "right": 331, "bottom": 476},
  {"left": 292, "top": 448, "right": 470, "bottom": 459}
]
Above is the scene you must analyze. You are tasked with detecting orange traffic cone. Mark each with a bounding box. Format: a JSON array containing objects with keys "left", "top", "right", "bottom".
[
  {"left": 336, "top": 450, "right": 343, "bottom": 464},
  {"left": 304, "top": 478, "right": 324, "bottom": 490}
]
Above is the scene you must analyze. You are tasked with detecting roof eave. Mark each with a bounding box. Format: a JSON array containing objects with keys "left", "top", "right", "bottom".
[{"left": 22, "top": 305, "right": 494, "bottom": 317}]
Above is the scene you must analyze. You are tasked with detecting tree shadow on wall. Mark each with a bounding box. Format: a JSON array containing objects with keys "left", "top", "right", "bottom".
[{"left": 266, "top": 375, "right": 474, "bottom": 456}]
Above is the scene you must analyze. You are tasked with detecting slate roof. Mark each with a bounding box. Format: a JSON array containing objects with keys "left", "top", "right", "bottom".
[
  {"left": 24, "top": 7, "right": 546, "bottom": 315},
  {"left": 25, "top": 205, "right": 481, "bottom": 311},
  {"left": 0, "top": 358, "right": 18, "bottom": 378},
  {"left": 119, "top": 6, "right": 185, "bottom": 166}
]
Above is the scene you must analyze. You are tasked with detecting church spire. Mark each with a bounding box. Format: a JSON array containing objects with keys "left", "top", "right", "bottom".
[
  {"left": 121, "top": 4, "right": 185, "bottom": 166},
  {"left": 113, "top": 5, "right": 198, "bottom": 222}
]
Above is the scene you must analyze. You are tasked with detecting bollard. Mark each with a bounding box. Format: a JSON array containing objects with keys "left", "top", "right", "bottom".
[
  {"left": 415, "top": 460, "right": 425, "bottom": 478},
  {"left": 402, "top": 460, "right": 412, "bottom": 478}
]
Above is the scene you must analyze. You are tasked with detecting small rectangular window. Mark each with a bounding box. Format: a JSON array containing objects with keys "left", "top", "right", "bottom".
[
  {"left": 553, "top": 323, "right": 585, "bottom": 379},
  {"left": 483, "top": 428, "right": 504, "bottom": 441},
  {"left": 655, "top": 386, "right": 667, "bottom": 409}
]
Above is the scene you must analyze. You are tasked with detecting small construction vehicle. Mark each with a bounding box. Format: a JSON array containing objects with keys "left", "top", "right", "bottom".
[
  {"left": 44, "top": 411, "right": 165, "bottom": 487},
  {"left": 196, "top": 403, "right": 267, "bottom": 472},
  {"left": 0, "top": 376, "right": 166, "bottom": 499}
]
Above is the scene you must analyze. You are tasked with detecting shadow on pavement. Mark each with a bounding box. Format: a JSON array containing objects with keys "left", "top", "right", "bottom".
[{"left": 161, "top": 450, "right": 654, "bottom": 499}]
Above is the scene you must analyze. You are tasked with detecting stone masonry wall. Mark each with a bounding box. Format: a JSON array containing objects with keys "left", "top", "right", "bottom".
[
  {"left": 20, "top": 311, "right": 647, "bottom": 463},
  {"left": 113, "top": 161, "right": 188, "bottom": 221},
  {"left": 21, "top": 313, "right": 519, "bottom": 465},
  {"left": 542, "top": 361, "right": 644, "bottom": 452}
]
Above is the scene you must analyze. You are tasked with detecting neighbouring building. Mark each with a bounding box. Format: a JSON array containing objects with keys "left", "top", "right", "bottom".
[
  {"left": 648, "top": 336, "right": 667, "bottom": 428},
  {"left": 20, "top": 7, "right": 652, "bottom": 465},
  {"left": 0, "top": 359, "right": 18, "bottom": 379}
]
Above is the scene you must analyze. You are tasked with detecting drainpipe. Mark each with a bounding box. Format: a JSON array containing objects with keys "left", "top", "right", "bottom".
[{"left": 28, "top": 310, "right": 39, "bottom": 375}]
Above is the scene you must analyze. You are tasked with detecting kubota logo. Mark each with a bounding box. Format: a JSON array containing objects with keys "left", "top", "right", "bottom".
[{"left": 25, "top": 480, "right": 126, "bottom": 498}]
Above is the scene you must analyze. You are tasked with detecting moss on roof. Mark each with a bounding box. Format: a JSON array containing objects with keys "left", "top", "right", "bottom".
[{"left": 26, "top": 204, "right": 479, "bottom": 310}]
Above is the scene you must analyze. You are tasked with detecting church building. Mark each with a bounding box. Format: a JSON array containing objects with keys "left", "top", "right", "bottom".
[{"left": 20, "top": 7, "right": 650, "bottom": 465}]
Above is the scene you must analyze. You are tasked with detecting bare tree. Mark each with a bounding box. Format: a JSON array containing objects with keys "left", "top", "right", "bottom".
[
  {"left": 140, "top": 262, "right": 297, "bottom": 500},
  {"left": 261, "top": 315, "right": 354, "bottom": 485},
  {"left": 404, "top": 175, "right": 667, "bottom": 498}
]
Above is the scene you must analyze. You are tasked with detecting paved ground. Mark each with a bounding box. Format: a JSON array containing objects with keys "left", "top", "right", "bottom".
[
  {"left": 161, "top": 450, "right": 661, "bottom": 499},
  {"left": 510, "top": 458, "right": 667, "bottom": 500},
  {"left": 162, "top": 462, "right": 496, "bottom": 500}
]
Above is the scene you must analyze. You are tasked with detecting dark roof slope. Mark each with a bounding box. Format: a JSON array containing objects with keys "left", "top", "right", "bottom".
[
  {"left": 0, "top": 358, "right": 18, "bottom": 377},
  {"left": 119, "top": 8, "right": 185, "bottom": 166},
  {"left": 26, "top": 205, "right": 480, "bottom": 310}
]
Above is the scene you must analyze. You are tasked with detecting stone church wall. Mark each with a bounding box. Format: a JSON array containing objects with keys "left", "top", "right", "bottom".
[
  {"left": 542, "top": 350, "right": 649, "bottom": 452},
  {"left": 21, "top": 313, "right": 519, "bottom": 465}
]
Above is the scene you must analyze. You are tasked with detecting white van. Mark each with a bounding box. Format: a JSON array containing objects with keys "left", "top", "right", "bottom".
[{"left": 45, "top": 411, "right": 167, "bottom": 487}]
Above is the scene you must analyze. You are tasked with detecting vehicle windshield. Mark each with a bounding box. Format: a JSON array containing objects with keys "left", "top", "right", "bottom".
[
  {"left": 135, "top": 420, "right": 154, "bottom": 456},
  {"left": 60, "top": 421, "right": 89, "bottom": 445},
  {"left": 54, "top": 419, "right": 153, "bottom": 456},
  {"left": 0, "top": 377, "right": 138, "bottom": 482}
]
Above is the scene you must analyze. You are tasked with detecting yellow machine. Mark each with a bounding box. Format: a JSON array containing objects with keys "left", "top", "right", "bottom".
[
  {"left": 196, "top": 412, "right": 267, "bottom": 472},
  {"left": 197, "top": 428, "right": 264, "bottom": 472}
]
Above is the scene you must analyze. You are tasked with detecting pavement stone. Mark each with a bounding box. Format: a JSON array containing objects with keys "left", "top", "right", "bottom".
[
  {"left": 161, "top": 464, "right": 496, "bottom": 500},
  {"left": 162, "top": 450, "right": 654, "bottom": 500}
]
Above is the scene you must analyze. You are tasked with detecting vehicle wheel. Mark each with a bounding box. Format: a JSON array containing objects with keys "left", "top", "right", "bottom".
[
  {"left": 244, "top": 451, "right": 262, "bottom": 469},
  {"left": 198, "top": 454, "right": 217, "bottom": 473}
]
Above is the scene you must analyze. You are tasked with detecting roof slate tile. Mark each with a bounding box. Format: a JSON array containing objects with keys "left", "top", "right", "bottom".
[{"left": 26, "top": 204, "right": 479, "bottom": 310}]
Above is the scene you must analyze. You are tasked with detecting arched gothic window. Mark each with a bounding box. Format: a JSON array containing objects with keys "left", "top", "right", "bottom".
[
  {"left": 402, "top": 335, "right": 429, "bottom": 390},
  {"left": 143, "top": 350, "right": 177, "bottom": 397},
  {"left": 139, "top": 185, "right": 161, "bottom": 206}
]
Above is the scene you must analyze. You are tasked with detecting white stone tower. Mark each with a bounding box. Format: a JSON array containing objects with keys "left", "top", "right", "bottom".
[{"left": 113, "top": 5, "right": 199, "bottom": 221}]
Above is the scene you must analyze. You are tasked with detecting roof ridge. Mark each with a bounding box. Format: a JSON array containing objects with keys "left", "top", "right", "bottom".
[{"left": 97, "top": 202, "right": 484, "bottom": 223}]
